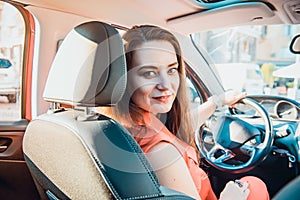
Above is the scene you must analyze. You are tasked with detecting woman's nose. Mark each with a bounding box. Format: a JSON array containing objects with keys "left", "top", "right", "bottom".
[{"left": 156, "top": 73, "right": 171, "bottom": 90}]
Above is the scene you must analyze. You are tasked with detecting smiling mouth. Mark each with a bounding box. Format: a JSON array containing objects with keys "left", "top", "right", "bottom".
[{"left": 152, "top": 95, "right": 172, "bottom": 103}]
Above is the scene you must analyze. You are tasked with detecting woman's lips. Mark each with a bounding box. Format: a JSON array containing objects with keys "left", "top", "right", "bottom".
[{"left": 152, "top": 95, "right": 172, "bottom": 103}]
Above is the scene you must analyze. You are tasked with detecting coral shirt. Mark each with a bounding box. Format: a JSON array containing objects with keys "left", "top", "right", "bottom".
[
  {"left": 128, "top": 118, "right": 269, "bottom": 200},
  {"left": 128, "top": 119, "right": 217, "bottom": 200}
]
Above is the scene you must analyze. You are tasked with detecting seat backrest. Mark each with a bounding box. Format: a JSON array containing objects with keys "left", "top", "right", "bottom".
[
  {"left": 23, "top": 21, "right": 194, "bottom": 200},
  {"left": 272, "top": 175, "right": 300, "bottom": 200}
]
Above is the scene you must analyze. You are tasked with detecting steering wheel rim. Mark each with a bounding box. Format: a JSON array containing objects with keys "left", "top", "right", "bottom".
[{"left": 195, "top": 97, "right": 274, "bottom": 173}]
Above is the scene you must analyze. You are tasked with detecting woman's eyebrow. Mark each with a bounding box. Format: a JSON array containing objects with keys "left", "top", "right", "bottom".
[
  {"left": 168, "top": 62, "right": 178, "bottom": 67},
  {"left": 137, "top": 65, "right": 157, "bottom": 71},
  {"left": 137, "top": 62, "right": 178, "bottom": 71}
]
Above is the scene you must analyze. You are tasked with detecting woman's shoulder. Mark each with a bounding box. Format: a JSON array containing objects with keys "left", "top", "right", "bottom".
[
  {"left": 127, "top": 125, "right": 177, "bottom": 151},
  {"left": 127, "top": 125, "right": 198, "bottom": 161}
]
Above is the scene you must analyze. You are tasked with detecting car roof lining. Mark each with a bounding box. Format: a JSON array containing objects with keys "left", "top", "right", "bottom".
[{"left": 11, "top": 0, "right": 299, "bottom": 35}]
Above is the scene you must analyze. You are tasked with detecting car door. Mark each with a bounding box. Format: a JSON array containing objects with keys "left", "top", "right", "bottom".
[{"left": 0, "top": 1, "right": 39, "bottom": 199}]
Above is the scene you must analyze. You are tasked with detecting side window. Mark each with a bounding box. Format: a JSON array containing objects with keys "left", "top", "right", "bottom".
[
  {"left": 0, "top": 2, "right": 25, "bottom": 121},
  {"left": 186, "top": 78, "right": 198, "bottom": 102},
  {"left": 185, "top": 62, "right": 207, "bottom": 106},
  {"left": 186, "top": 77, "right": 203, "bottom": 107}
]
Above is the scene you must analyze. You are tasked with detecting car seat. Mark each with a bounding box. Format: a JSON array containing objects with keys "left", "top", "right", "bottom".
[
  {"left": 22, "top": 21, "right": 194, "bottom": 200},
  {"left": 272, "top": 175, "right": 300, "bottom": 200}
]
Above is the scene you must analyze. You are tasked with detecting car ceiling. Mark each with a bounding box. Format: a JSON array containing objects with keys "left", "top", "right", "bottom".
[{"left": 11, "top": 0, "right": 300, "bottom": 34}]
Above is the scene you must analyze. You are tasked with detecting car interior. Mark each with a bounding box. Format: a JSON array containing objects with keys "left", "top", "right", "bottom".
[
  {"left": 0, "top": 0, "right": 299, "bottom": 199},
  {"left": 23, "top": 20, "right": 197, "bottom": 200}
]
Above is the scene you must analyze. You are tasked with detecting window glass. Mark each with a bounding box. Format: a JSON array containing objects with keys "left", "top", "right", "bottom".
[
  {"left": 0, "top": 2, "right": 24, "bottom": 121},
  {"left": 186, "top": 77, "right": 200, "bottom": 103},
  {"left": 192, "top": 25, "right": 300, "bottom": 100}
]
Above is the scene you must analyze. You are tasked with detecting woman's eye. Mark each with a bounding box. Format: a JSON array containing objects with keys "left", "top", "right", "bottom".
[
  {"left": 168, "top": 67, "right": 178, "bottom": 74},
  {"left": 143, "top": 71, "right": 156, "bottom": 78}
]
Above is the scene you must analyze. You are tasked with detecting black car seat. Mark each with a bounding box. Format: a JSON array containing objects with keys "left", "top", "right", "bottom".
[
  {"left": 22, "top": 21, "right": 194, "bottom": 200},
  {"left": 272, "top": 172, "right": 300, "bottom": 200}
]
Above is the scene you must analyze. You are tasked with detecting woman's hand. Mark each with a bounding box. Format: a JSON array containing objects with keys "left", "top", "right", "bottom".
[
  {"left": 219, "top": 90, "right": 247, "bottom": 106},
  {"left": 219, "top": 180, "right": 249, "bottom": 200}
]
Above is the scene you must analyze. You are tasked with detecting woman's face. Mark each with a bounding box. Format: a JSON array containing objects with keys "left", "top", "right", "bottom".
[{"left": 127, "top": 40, "right": 180, "bottom": 115}]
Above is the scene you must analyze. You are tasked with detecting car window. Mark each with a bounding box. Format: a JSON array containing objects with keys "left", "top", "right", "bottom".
[
  {"left": 186, "top": 77, "right": 200, "bottom": 102},
  {"left": 191, "top": 25, "right": 300, "bottom": 99},
  {"left": 0, "top": 2, "right": 24, "bottom": 121}
]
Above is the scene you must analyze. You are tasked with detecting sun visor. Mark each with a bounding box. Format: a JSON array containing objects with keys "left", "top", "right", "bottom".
[{"left": 167, "top": 2, "right": 275, "bottom": 34}]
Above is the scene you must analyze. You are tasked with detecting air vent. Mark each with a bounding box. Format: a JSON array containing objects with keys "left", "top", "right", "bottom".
[
  {"left": 196, "top": 0, "right": 225, "bottom": 3},
  {"left": 190, "top": 0, "right": 245, "bottom": 9}
]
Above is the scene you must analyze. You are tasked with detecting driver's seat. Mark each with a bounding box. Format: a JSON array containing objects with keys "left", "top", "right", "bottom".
[{"left": 23, "top": 21, "right": 194, "bottom": 200}]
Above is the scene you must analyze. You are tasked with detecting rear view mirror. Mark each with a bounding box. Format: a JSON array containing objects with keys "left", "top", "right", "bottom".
[
  {"left": 0, "top": 58, "right": 12, "bottom": 68},
  {"left": 290, "top": 34, "right": 300, "bottom": 54}
]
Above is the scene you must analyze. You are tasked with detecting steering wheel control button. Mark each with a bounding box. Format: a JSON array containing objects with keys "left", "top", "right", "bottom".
[{"left": 275, "top": 124, "right": 292, "bottom": 138}]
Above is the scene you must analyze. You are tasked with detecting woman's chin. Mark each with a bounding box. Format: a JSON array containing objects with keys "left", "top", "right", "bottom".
[{"left": 150, "top": 105, "right": 172, "bottom": 114}]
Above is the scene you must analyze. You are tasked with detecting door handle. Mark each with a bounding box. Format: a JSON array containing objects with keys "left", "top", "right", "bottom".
[{"left": 0, "top": 138, "right": 12, "bottom": 153}]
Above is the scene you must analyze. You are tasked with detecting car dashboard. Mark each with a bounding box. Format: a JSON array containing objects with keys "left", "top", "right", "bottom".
[
  {"left": 204, "top": 95, "right": 300, "bottom": 197},
  {"left": 248, "top": 95, "right": 300, "bottom": 160}
]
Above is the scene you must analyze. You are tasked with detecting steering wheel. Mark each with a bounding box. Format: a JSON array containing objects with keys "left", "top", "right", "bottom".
[{"left": 195, "top": 97, "right": 274, "bottom": 173}]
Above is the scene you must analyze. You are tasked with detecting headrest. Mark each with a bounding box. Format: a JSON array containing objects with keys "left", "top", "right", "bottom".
[{"left": 43, "top": 21, "right": 127, "bottom": 107}]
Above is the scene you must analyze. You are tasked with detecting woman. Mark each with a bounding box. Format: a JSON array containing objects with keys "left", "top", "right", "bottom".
[{"left": 107, "top": 25, "right": 269, "bottom": 200}]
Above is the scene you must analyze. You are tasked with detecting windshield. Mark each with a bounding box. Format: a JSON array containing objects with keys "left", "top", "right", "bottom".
[{"left": 191, "top": 24, "right": 300, "bottom": 99}]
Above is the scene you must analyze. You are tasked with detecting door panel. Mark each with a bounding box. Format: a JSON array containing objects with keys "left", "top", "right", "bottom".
[
  {"left": 0, "top": 120, "right": 39, "bottom": 199},
  {"left": 0, "top": 120, "right": 28, "bottom": 160}
]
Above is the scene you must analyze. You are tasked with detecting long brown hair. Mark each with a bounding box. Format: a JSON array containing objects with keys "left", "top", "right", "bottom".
[{"left": 115, "top": 25, "right": 194, "bottom": 145}]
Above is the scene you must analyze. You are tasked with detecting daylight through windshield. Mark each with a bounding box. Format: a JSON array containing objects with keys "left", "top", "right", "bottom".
[{"left": 192, "top": 25, "right": 300, "bottom": 100}]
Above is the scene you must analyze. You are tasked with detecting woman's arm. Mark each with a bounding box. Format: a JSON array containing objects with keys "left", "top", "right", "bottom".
[
  {"left": 190, "top": 99, "right": 218, "bottom": 130},
  {"left": 191, "top": 91, "right": 247, "bottom": 130},
  {"left": 146, "top": 142, "right": 201, "bottom": 200}
]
